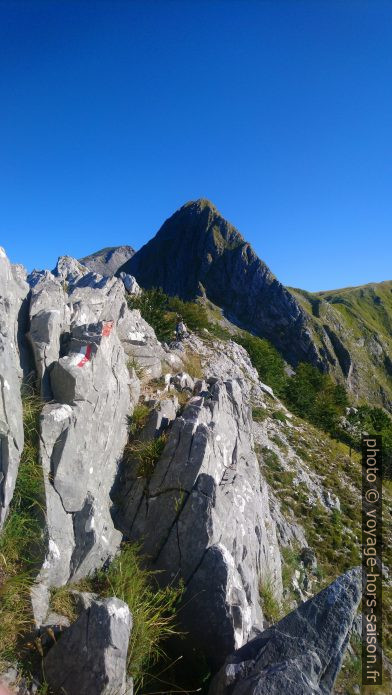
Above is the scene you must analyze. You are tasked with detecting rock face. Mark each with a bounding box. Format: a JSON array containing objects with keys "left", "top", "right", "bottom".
[
  {"left": 38, "top": 319, "right": 130, "bottom": 591},
  {"left": 116, "top": 377, "right": 282, "bottom": 666},
  {"left": 44, "top": 596, "right": 131, "bottom": 695},
  {"left": 80, "top": 245, "right": 135, "bottom": 276},
  {"left": 27, "top": 271, "right": 70, "bottom": 398},
  {"left": 209, "top": 566, "right": 361, "bottom": 695},
  {"left": 21, "top": 264, "right": 140, "bottom": 623},
  {"left": 0, "top": 247, "right": 29, "bottom": 527},
  {"left": 119, "top": 200, "right": 323, "bottom": 369}
]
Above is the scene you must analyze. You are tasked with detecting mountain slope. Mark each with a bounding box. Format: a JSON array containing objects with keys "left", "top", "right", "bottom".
[
  {"left": 119, "top": 199, "right": 322, "bottom": 369},
  {"left": 291, "top": 281, "right": 392, "bottom": 409},
  {"left": 119, "top": 199, "right": 392, "bottom": 409}
]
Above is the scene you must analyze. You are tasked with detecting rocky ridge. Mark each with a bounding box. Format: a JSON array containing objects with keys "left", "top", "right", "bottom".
[{"left": 0, "top": 245, "right": 381, "bottom": 694}]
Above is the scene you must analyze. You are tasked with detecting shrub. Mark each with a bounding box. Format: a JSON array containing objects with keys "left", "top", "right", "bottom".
[
  {"left": 252, "top": 406, "right": 269, "bottom": 422},
  {"left": 272, "top": 410, "right": 287, "bottom": 423},
  {"left": 127, "top": 288, "right": 209, "bottom": 342},
  {"left": 284, "top": 363, "right": 349, "bottom": 435},
  {"left": 236, "top": 333, "right": 287, "bottom": 396}
]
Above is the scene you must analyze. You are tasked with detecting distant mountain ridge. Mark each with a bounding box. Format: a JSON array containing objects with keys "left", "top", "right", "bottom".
[
  {"left": 80, "top": 245, "right": 135, "bottom": 276},
  {"left": 119, "top": 199, "right": 392, "bottom": 409}
]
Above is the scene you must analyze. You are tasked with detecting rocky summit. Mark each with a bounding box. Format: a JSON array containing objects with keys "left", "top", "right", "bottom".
[
  {"left": 120, "top": 199, "right": 392, "bottom": 409},
  {"left": 0, "top": 216, "right": 391, "bottom": 695}
]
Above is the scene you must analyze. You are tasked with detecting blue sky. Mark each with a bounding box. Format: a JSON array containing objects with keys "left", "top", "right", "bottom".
[{"left": 0, "top": 0, "right": 391, "bottom": 291}]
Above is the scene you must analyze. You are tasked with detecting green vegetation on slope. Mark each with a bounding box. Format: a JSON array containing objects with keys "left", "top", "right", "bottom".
[
  {"left": 0, "top": 392, "right": 45, "bottom": 670},
  {"left": 127, "top": 287, "right": 209, "bottom": 342}
]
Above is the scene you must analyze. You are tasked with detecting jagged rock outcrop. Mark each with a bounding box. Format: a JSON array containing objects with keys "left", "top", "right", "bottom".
[
  {"left": 44, "top": 596, "right": 132, "bottom": 695},
  {"left": 119, "top": 200, "right": 323, "bottom": 369},
  {"left": 80, "top": 245, "right": 135, "bottom": 276},
  {"left": 0, "top": 247, "right": 29, "bottom": 527},
  {"left": 116, "top": 377, "right": 282, "bottom": 666},
  {"left": 210, "top": 566, "right": 361, "bottom": 695},
  {"left": 117, "top": 307, "right": 166, "bottom": 380},
  {"left": 118, "top": 272, "right": 141, "bottom": 295},
  {"left": 27, "top": 271, "right": 70, "bottom": 398},
  {"left": 37, "top": 320, "right": 130, "bottom": 594},
  {"left": 22, "top": 265, "right": 143, "bottom": 623}
]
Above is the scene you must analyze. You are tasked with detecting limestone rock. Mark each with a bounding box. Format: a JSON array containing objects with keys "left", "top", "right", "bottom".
[
  {"left": 80, "top": 245, "right": 135, "bottom": 277},
  {"left": 209, "top": 566, "right": 361, "bottom": 695},
  {"left": 37, "top": 319, "right": 130, "bottom": 595},
  {"left": 118, "top": 308, "right": 165, "bottom": 380},
  {"left": 116, "top": 378, "right": 282, "bottom": 666},
  {"left": 44, "top": 597, "right": 131, "bottom": 695},
  {"left": 27, "top": 271, "right": 70, "bottom": 398},
  {"left": 52, "top": 255, "right": 89, "bottom": 286},
  {"left": 118, "top": 271, "right": 141, "bottom": 295},
  {"left": 0, "top": 247, "right": 29, "bottom": 528}
]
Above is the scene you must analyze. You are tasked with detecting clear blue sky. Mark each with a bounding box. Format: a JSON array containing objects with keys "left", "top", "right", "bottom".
[{"left": 1, "top": 0, "right": 391, "bottom": 291}]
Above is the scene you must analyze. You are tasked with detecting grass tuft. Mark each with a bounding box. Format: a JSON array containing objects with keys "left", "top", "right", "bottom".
[
  {"left": 0, "top": 391, "right": 45, "bottom": 670},
  {"left": 124, "top": 435, "right": 167, "bottom": 479}
]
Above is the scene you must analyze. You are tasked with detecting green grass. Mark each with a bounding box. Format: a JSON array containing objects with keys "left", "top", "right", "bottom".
[
  {"left": 124, "top": 435, "right": 167, "bottom": 480},
  {"left": 129, "top": 403, "right": 151, "bottom": 438},
  {"left": 252, "top": 406, "right": 269, "bottom": 422},
  {"left": 259, "top": 577, "right": 282, "bottom": 624},
  {"left": 0, "top": 391, "right": 45, "bottom": 670}
]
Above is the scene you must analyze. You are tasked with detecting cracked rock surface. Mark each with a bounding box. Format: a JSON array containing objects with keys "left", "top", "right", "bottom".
[
  {"left": 44, "top": 596, "right": 132, "bottom": 695},
  {"left": 0, "top": 247, "right": 29, "bottom": 528},
  {"left": 116, "top": 377, "right": 282, "bottom": 666},
  {"left": 209, "top": 566, "right": 361, "bottom": 695}
]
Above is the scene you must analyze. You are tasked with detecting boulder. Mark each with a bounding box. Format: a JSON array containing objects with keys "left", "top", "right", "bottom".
[
  {"left": 116, "top": 378, "right": 282, "bottom": 666},
  {"left": 209, "top": 566, "right": 361, "bottom": 695},
  {"left": 0, "top": 247, "right": 29, "bottom": 528},
  {"left": 138, "top": 397, "right": 179, "bottom": 441},
  {"left": 117, "top": 308, "right": 165, "bottom": 380},
  {"left": 44, "top": 596, "right": 131, "bottom": 695}
]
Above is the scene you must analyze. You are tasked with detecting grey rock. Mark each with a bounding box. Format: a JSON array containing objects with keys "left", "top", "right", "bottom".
[
  {"left": 52, "top": 255, "right": 89, "bottom": 286},
  {"left": 27, "top": 271, "right": 70, "bottom": 398},
  {"left": 139, "top": 397, "right": 179, "bottom": 441},
  {"left": 118, "top": 272, "right": 141, "bottom": 295},
  {"left": 209, "top": 566, "right": 361, "bottom": 695},
  {"left": 0, "top": 247, "right": 29, "bottom": 528},
  {"left": 80, "top": 246, "right": 135, "bottom": 277},
  {"left": 69, "top": 273, "right": 126, "bottom": 326},
  {"left": 171, "top": 371, "right": 195, "bottom": 392},
  {"left": 44, "top": 596, "right": 131, "bottom": 695},
  {"left": 117, "top": 378, "right": 282, "bottom": 666},
  {"left": 37, "top": 319, "right": 130, "bottom": 597},
  {"left": 118, "top": 308, "right": 165, "bottom": 380}
]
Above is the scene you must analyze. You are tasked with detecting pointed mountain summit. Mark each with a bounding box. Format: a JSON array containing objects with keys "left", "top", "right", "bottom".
[{"left": 119, "top": 199, "right": 322, "bottom": 367}]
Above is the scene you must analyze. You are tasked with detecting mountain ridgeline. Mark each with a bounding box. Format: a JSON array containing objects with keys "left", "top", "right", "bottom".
[{"left": 119, "top": 199, "right": 392, "bottom": 410}]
